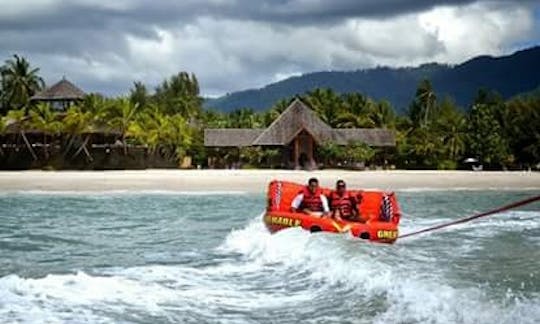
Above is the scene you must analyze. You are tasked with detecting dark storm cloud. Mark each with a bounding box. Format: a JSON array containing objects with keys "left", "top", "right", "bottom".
[
  {"left": 0, "top": 1, "right": 480, "bottom": 30},
  {"left": 0, "top": 0, "right": 537, "bottom": 96}
]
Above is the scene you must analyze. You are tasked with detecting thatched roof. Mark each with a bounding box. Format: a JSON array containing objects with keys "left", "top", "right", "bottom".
[
  {"left": 31, "top": 78, "right": 86, "bottom": 101},
  {"left": 204, "top": 98, "right": 396, "bottom": 147},
  {"left": 332, "top": 129, "right": 395, "bottom": 146},
  {"left": 252, "top": 98, "right": 333, "bottom": 145},
  {"left": 204, "top": 129, "right": 264, "bottom": 147}
]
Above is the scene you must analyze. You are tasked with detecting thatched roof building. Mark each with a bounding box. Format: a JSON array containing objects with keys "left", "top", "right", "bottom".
[
  {"left": 204, "top": 98, "right": 395, "bottom": 168},
  {"left": 31, "top": 78, "right": 86, "bottom": 110}
]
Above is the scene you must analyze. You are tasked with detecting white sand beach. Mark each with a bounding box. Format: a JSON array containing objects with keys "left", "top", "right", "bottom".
[{"left": 0, "top": 170, "right": 539, "bottom": 192}]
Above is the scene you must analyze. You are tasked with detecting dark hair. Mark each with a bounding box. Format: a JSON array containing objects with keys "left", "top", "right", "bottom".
[
  {"left": 336, "top": 179, "right": 346, "bottom": 187},
  {"left": 308, "top": 178, "right": 319, "bottom": 185}
]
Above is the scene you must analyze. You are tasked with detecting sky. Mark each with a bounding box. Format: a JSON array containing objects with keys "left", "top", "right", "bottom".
[{"left": 0, "top": 0, "right": 538, "bottom": 97}]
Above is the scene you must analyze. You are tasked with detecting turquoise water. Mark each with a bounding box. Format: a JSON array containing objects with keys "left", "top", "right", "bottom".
[{"left": 0, "top": 189, "right": 539, "bottom": 323}]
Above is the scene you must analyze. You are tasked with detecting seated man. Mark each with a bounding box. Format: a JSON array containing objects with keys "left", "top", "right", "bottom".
[
  {"left": 291, "top": 177, "right": 330, "bottom": 217},
  {"left": 328, "top": 180, "right": 360, "bottom": 222}
]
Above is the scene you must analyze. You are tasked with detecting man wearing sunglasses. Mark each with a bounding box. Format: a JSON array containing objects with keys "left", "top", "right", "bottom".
[
  {"left": 291, "top": 177, "right": 330, "bottom": 217},
  {"left": 329, "top": 180, "right": 360, "bottom": 222}
]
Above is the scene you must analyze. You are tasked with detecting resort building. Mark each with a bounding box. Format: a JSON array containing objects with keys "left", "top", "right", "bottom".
[
  {"left": 204, "top": 98, "right": 395, "bottom": 169},
  {"left": 30, "top": 77, "right": 86, "bottom": 111}
]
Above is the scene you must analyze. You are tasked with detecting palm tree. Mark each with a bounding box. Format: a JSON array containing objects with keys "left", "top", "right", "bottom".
[
  {"left": 129, "top": 81, "right": 149, "bottom": 109},
  {"left": 28, "top": 103, "right": 62, "bottom": 159},
  {"left": 409, "top": 79, "right": 437, "bottom": 127},
  {"left": 202, "top": 110, "right": 228, "bottom": 128},
  {"left": 335, "top": 93, "right": 373, "bottom": 128},
  {"left": 0, "top": 55, "right": 44, "bottom": 110},
  {"left": 369, "top": 100, "right": 396, "bottom": 129},
  {"left": 4, "top": 108, "right": 37, "bottom": 160},
  {"left": 128, "top": 106, "right": 164, "bottom": 157},
  {"left": 305, "top": 88, "right": 343, "bottom": 127},
  {"left": 435, "top": 98, "right": 466, "bottom": 161},
  {"left": 408, "top": 126, "right": 442, "bottom": 168},
  {"left": 62, "top": 105, "right": 95, "bottom": 161},
  {"left": 154, "top": 72, "right": 202, "bottom": 118},
  {"left": 227, "top": 108, "right": 263, "bottom": 128},
  {"left": 0, "top": 86, "right": 4, "bottom": 114},
  {"left": 0, "top": 117, "right": 6, "bottom": 156},
  {"left": 107, "top": 98, "right": 139, "bottom": 154},
  {"left": 163, "top": 114, "right": 194, "bottom": 163}
]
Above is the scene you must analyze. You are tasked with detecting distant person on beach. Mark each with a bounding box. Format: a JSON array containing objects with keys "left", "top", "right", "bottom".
[
  {"left": 291, "top": 177, "right": 330, "bottom": 217},
  {"left": 328, "top": 180, "right": 360, "bottom": 222}
]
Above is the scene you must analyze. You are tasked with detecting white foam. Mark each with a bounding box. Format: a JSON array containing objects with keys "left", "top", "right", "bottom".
[
  {"left": 217, "top": 215, "right": 540, "bottom": 323},
  {"left": 2, "top": 213, "right": 539, "bottom": 323}
]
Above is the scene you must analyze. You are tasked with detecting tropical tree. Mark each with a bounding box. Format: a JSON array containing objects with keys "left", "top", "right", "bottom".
[
  {"left": 0, "top": 55, "right": 44, "bottom": 111},
  {"left": 28, "top": 103, "right": 62, "bottom": 159},
  {"left": 160, "top": 114, "right": 194, "bottom": 164},
  {"left": 130, "top": 81, "right": 149, "bottom": 109},
  {"left": 304, "top": 88, "right": 343, "bottom": 127},
  {"left": 202, "top": 109, "right": 228, "bottom": 128},
  {"left": 466, "top": 95, "right": 511, "bottom": 168},
  {"left": 344, "top": 141, "right": 375, "bottom": 166},
  {"left": 409, "top": 79, "right": 437, "bottom": 127},
  {"left": 368, "top": 100, "right": 396, "bottom": 129},
  {"left": 227, "top": 108, "right": 263, "bottom": 128},
  {"left": 317, "top": 141, "right": 347, "bottom": 167},
  {"left": 435, "top": 98, "right": 466, "bottom": 164},
  {"left": 4, "top": 108, "right": 37, "bottom": 160},
  {"left": 500, "top": 95, "right": 540, "bottom": 167},
  {"left": 154, "top": 72, "right": 202, "bottom": 118},
  {"left": 0, "top": 117, "right": 5, "bottom": 156},
  {"left": 62, "top": 105, "right": 96, "bottom": 161},
  {"left": 128, "top": 106, "right": 195, "bottom": 166},
  {"left": 406, "top": 126, "right": 443, "bottom": 168},
  {"left": 130, "top": 105, "right": 169, "bottom": 155},
  {"left": 336, "top": 93, "right": 373, "bottom": 128},
  {"left": 0, "top": 86, "right": 4, "bottom": 114},
  {"left": 107, "top": 98, "right": 139, "bottom": 154}
]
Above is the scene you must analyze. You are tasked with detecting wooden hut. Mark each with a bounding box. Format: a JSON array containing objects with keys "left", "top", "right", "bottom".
[
  {"left": 204, "top": 98, "right": 395, "bottom": 169},
  {"left": 31, "top": 77, "right": 86, "bottom": 111}
]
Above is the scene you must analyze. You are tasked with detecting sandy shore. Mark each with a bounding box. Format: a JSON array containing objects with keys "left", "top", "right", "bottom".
[{"left": 0, "top": 170, "right": 539, "bottom": 192}]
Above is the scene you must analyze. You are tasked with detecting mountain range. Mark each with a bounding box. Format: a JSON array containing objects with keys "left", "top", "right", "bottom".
[{"left": 205, "top": 46, "right": 540, "bottom": 114}]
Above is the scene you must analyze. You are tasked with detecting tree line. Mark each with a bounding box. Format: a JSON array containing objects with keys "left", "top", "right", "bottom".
[{"left": 1, "top": 54, "right": 539, "bottom": 170}]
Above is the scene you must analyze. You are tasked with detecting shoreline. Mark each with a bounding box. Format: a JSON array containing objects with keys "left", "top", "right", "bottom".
[{"left": 0, "top": 170, "right": 539, "bottom": 192}]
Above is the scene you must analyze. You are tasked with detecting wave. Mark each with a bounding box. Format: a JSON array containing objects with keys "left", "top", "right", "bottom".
[
  {"left": 216, "top": 215, "right": 540, "bottom": 323},
  {"left": 1, "top": 213, "right": 539, "bottom": 323}
]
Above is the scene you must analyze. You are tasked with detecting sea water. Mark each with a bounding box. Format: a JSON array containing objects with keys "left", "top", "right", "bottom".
[{"left": 0, "top": 189, "right": 539, "bottom": 323}]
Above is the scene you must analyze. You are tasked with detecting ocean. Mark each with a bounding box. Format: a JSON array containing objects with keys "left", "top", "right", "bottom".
[{"left": 0, "top": 189, "right": 539, "bottom": 323}]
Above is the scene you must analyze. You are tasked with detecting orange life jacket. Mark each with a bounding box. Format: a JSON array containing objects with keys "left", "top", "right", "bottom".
[
  {"left": 300, "top": 187, "right": 324, "bottom": 212},
  {"left": 330, "top": 191, "right": 354, "bottom": 218}
]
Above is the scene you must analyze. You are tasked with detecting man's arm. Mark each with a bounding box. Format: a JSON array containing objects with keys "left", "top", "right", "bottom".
[
  {"left": 350, "top": 196, "right": 362, "bottom": 221},
  {"left": 320, "top": 195, "right": 330, "bottom": 216},
  {"left": 291, "top": 193, "right": 303, "bottom": 212},
  {"left": 351, "top": 196, "right": 359, "bottom": 213}
]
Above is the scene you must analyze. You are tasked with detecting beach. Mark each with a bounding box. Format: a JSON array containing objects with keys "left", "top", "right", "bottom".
[{"left": 0, "top": 170, "right": 538, "bottom": 192}]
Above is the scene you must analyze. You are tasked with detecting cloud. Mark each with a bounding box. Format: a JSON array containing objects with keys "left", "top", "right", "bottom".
[{"left": 0, "top": 0, "right": 537, "bottom": 97}]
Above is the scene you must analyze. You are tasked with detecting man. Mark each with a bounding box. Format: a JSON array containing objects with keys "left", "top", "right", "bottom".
[
  {"left": 328, "top": 180, "right": 360, "bottom": 222},
  {"left": 291, "top": 177, "right": 330, "bottom": 217}
]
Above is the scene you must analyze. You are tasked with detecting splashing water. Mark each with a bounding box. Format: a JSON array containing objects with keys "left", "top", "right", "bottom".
[{"left": 0, "top": 190, "right": 539, "bottom": 323}]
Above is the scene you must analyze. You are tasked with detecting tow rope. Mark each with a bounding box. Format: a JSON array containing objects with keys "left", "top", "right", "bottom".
[{"left": 399, "top": 194, "right": 540, "bottom": 239}]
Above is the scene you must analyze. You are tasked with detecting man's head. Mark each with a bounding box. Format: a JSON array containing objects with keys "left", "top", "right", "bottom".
[
  {"left": 307, "top": 177, "right": 319, "bottom": 193},
  {"left": 336, "top": 179, "right": 346, "bottom": 194}
]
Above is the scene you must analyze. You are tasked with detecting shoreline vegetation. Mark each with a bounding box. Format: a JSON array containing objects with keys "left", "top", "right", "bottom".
[
  {"left": 1, "top": 54, "right": 539, "bottom": 171},
  {"left": 0, "top": 170, "right": 538, "bottom": 192}
]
